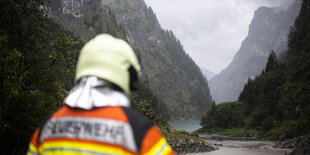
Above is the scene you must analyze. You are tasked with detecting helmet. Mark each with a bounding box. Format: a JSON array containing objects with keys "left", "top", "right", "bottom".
[{"left": 75, "top": 34, "right": 141, "bottom": 95}]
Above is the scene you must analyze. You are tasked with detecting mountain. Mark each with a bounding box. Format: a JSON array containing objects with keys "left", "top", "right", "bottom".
[
  {"left": 46, "top": 0, "right": 212, "bottom": 119},
  {"left": 209, "top": 0, "right": 301, "bottom": 103},
  {"left": 202, "top": 0, "right": 310, "bottom": 139},
  {"left": 200, "top": 67, "right": 216, "bottom": 81}
]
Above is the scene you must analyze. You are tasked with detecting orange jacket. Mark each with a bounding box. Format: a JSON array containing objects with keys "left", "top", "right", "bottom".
[{"left": 27, "top": 106, "right": 174, "bottom": 155}]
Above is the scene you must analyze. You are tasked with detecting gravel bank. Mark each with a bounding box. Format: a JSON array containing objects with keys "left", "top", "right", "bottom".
[{"left": 167, "top": 137, "right": 216, "bottom": 154}]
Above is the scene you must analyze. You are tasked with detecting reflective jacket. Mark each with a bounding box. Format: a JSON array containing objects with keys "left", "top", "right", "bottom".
[
  {"left": 27, "top": 77, "right": 174, "bottom": 155},
  {"left": 27, "top": 106, "right": 174, "bottom": 155}
]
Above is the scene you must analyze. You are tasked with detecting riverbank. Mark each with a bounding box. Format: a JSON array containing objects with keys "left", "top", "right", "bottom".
[
  {"left": 187, "top": 146, "right": 291, "bottom": 155},
  {"left": 199, "top": 133, "right": 257, "bottom": 141},
  {"left": 168, "top": 137, "right": 216, "bottom": 154},
  {"left": 166, "top": 120, "right": 309, "bottom": 154},
  {"left": 274, "top": 135, "right": 310, "bottom": 155},
  {"left": 185, "top": 134, "right": 293, "bottom": 155},
  {"left": 160, "top": 127, "right": 216, "bottom": 154},
  {"left": 194, "top": 133, "right": 310, "bottom": 155},
  {"left": 273, "top": 135, "right": 310, "bottom": 149},
  {"left": 199, "top": 133, "right": 293, "bottom": 150}
]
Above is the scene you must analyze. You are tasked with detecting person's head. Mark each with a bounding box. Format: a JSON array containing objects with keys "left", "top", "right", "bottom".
[{"left": 75, "top": 34, "right": 141, "bottom": 95}]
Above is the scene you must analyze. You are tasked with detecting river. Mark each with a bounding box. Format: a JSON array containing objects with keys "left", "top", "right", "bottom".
[
  {"left": 169, "top": 120, "right": 201, "bottom": 132},
  {"left": 169, "top": 120, "right": 292, "bottom": 155}
]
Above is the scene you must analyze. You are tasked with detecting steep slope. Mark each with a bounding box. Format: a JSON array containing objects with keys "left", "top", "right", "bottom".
[
  {"left": 209, "top": 1, "right": 301, "bottom": 103},
  {"left": 47, "top": 0, "right": 212, "bottom": 119},
  {"left": 0, "top": 0, "right": 84, "bottom": 152},
  {"left": 46, "top": 0, "right": 126, "bottom": 40},
  {"left": 202, "top": 0, "right": 310, "bottom": 139},
  {"left": 200, "top": 67, "right": 216, "bottom": 81}
]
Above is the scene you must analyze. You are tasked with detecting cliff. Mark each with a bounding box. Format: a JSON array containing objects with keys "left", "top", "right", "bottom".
[
  {"left": 46, "top": 0, "right": 212, "bottom": 119},
  {"left": 209, "top": 0, "right": 301, "bottom": 103}
]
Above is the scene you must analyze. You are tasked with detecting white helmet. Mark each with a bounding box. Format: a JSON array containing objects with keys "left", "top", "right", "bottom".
[{"left": 75, "top": 34, "right": 141, "bottom": 95}]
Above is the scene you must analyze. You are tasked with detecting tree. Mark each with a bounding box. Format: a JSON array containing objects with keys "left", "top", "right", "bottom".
[
  {"left": 265, "top": 51, "right": 279, "bottom": 72},
  {"left": 0, "top": 1, "right": 82, "bottom": 154}
]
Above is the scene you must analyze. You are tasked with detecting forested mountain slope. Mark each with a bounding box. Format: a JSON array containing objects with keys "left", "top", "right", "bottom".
[
  {"left": 46, "top": 0, "right": 212, "bottom": 119},
  {"left": 0, "top": 0, "right": 83, "bottom": 153},
  {"left": 0, "top": 0, "right": 213, "bottom": 153},
  {"left": 0, "top": 0, "right": 172, "bottom": 153},
  {"left": 201, "top": 0, "right": 310, "bottom": 140},
  {"left": 209, "top": 0, "right": 301, "bottom": 103}
]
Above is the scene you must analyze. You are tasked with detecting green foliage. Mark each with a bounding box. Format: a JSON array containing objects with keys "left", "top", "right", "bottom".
[
  {"left": 0, "top": 0, "right": 206, "bottom": 154},
  {"left": 131, "top": 81, "right": 170, "bottom": 126},
  {"left": 201, "top": 0, "right": 310, "bottom": 140},
  {"left": 159, "top": 127, "right": 201, "bottom": 141},
  {"left": 103, "top": 8, "right": 126, "bottom": 39},
  {"left": 0, "top": 0, "right": 81, "bottom": 154},
  {"left": 258, "top": 120, "right": 300, "bottom": 140},
  {"left": 265, "top": 51, "right": 279, "bottom": 72},
  {"left": 138, "top": 81, "right": 170, "bottom": 120},
  {"left": 157, "top": 31, "right": 212, "bottom": 119},
  {"left": 199, "top": 127, "right": 256, "bottom": 137},
  {"left": 200, "top": 102, "right": 247, "bottom": 129},
  {"left": 218, "top": 128, "right": 256, "bottom": 137},
  {"left": 102, "top": 0, "right": 212, "bottom": 119},
  {"left": 131, "top": 95, "right": 168, "bottom": 127}
]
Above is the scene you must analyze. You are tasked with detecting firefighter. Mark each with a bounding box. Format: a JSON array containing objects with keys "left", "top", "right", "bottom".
[{"left": 27, "top": 34, "right": 174, "bottom": 155}]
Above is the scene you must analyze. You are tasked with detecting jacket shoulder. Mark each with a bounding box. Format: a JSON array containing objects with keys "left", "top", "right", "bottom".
[{"left": 121, "top": 107, "right": 152, "bottom": 150}]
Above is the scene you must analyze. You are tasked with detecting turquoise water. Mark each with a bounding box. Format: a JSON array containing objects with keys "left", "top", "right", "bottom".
[{"left": 169, "top": 120, "right": 201, "bottom": 132}]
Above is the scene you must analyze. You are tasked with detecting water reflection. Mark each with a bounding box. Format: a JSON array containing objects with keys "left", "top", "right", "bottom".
[{"left": 169, "top": 120, "right": 201, "bottom": 132}]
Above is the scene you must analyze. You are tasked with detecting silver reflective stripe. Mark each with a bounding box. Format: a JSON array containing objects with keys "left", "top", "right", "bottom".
[
  {"left": 27, "top": 150, "right": 38, "bottom": 155},
  {"left": 42, "top": 147, "right": 117, "bottom": 155},
  {"left": 155, "top": 143, "right": 168, "bottom": 155},
  {"left": 40, "top": 117, "right": 137, "bottom": 152}
]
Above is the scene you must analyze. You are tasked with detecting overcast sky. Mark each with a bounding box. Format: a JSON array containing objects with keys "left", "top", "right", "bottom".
[{"left": 144, "top": 0, "right": 293, "bottom": 74}]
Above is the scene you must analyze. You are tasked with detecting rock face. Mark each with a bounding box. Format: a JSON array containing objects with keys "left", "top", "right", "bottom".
[
  {"left": 209, "top": 0, "right": 301, "bottom": 103},
  {"left": 45, "top": 0, "right": 126, "bottom": 41},
  {"left": 46, "top": 0, "right": 212, "bottom": 119}
]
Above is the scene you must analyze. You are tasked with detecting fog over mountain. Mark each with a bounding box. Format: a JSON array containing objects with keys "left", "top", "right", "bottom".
[
  {"left": 200, "top": 67, "right": 216, "bottom": 81},
  {"left": 209, "top": 0, "right": 301, "bottom": 103},
  {"left": 144, "top": 0, "right": 295, "bottom": 74}
]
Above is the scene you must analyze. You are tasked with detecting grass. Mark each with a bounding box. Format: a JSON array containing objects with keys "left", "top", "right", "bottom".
[
  {"left": 257, "top": 121, "right": 302, "bottom": 140},
  {"left": 158, "top": 126, "right": 202, "bottom": 141},
  {"left": 217, "top": 128, "right": 256, "bottom": 137},
  {"left": 198, "top": 127, "right": 256, "bottom": 137}
]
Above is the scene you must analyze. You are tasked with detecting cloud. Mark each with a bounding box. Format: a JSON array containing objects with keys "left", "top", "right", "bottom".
[{"left": 144, "top": 0, "right": 292, "bottom": 73}]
